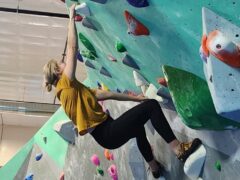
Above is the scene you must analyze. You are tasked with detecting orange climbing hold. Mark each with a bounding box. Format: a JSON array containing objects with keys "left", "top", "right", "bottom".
[
  {"left": 124, "top": 10, "right": 150, "bottom": 36},
  {"left": 202, "top": 30, "right": 240, "bottom": 67}
]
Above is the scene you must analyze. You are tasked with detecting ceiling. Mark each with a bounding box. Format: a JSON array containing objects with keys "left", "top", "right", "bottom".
[{"left": 0, "top": 0, "right": 87, "bottom": 127}]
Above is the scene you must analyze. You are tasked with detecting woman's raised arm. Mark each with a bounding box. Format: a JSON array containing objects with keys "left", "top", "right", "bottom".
[{"left": 64, "top": 4, "right": 78, "bottom": 80}]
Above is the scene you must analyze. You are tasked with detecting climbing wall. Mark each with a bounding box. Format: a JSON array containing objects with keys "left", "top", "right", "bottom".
[{"left": 1, "top": 0, "right": 240, "bottom": 180}]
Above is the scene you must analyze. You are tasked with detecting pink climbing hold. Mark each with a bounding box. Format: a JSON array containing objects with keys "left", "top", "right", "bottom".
[
  {"left": 90, "top": 154, "right": 100, "bottom": 166},
  {"left": 124, "top": 10, "right": 150, "bottom": 36},
  {"left": 107, "top": 54, "right": 117, "bottom": 62},
  {"left": 59, "top": 172, "right": 64, "bottom": 180},
  {"left": 157, "top": 77, "right": 167, "bottom": 87},
  {"left": 108, "top": 164, "right": 118, "bottom": 180},
  {"left": 75, "top": 15, "right": 83, "bottom": 22}
]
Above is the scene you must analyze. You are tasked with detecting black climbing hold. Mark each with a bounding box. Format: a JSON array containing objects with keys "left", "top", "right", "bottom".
[
  {"left": 100, "top": 67, "right": 112, "bottom": 78},
  {"left": 122, "top": 54, "right": 140, "bottom": 70},
  {"left": 85, "top": 60, "right": 96, "bottom": 69}
]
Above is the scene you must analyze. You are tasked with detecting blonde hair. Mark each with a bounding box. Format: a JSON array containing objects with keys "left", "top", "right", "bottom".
[{"left": 43, "top": 59, "right": 59, "bottom": 92}]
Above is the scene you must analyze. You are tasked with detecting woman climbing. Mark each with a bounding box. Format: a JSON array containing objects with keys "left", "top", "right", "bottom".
[{"left": 43, "top": 4, "right": 202, "bottom": 179}]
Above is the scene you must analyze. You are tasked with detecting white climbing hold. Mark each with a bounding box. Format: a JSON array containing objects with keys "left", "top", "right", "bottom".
[
  {"left": 75, "top": 3, "right": 91, "bottom": 16},
  {"left": 53, "top": 120, "right": 76, "bottom": 144},
  {"left": 133, "top": 71, "right": 149, "bottom": 94},
  {"left": 184, "top": 145, "right": 206, "bottom": 180},
  {"left": 145, "top": 84, "right": 168, "bottom": 104}
]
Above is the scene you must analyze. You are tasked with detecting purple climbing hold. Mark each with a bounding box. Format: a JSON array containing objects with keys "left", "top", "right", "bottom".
[
  {"left": 35, "top": 153, "right": 43, "bottom": 161},
  {"left": 85, "top": 60, "right": 95, "bottom": 69},
  {"left": 100, "top": 67, "right": 112, "bottom": 78},
  {"left": 25, "top": 173, "right": 34, "bottom": 180},
  {"left": 77, "top": 51, "right": 84, "bottom": 62},
  {"left": 126, "top": 0, "right": 149, "bottom": 8},
  {"left": 82, "top": 17, "right": 98, "bottom": 31},
  {"left": 122, "top": 54, "right": 140, "bottom": 70},
  {"left": 90, "top": 0, "right": 107, "bottom": 4},
  {"left": 199, "top": 46, "right": 207, "bottom": 63}
]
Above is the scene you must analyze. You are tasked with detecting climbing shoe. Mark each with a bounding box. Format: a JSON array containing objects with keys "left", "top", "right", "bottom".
[
  {"left": 177, "top": 138, "right": 202, "bottom": 163},
  {"left": 148, "top": 161, "right": 163, "bottom": 179}
]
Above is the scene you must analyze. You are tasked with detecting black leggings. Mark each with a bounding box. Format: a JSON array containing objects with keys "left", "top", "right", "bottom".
[{"left": 90, "top": 99, "right": 176, "bottom": 162}]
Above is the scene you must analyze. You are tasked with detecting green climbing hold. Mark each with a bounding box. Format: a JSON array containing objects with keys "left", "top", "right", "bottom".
[
  {"left": 96, "top": 166, "right": 104, "bottom": 176},
  {"left": 79, "top": 33, "right": 98, "bottom": 57},
  {"left": 162, "top": 65, "right": 240, "bottom": 130},
  {"left": 81, "top": 50, "right": 96, "bottom": 60},
  {"left": 115, "top": 41, "right": 126, "bottom": 52},
  {"left": 215, "top": 161, "right": 221, "bottom": 171}
]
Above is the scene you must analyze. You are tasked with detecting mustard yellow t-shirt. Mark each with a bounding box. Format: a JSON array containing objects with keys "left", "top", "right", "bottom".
[{"left": 55, "top": 73, "right": 108, "bottom": 135}]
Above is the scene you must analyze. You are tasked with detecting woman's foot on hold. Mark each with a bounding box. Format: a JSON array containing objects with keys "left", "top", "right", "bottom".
[{"left": 176, "top": 138, "right": 202, "bottom": 163}]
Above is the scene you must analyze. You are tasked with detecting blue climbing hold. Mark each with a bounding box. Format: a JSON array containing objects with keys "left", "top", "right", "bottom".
[
  {"left": 126, "top": 0, "right": 149, "bottom": 8},
  {"left": 122, "top": 54, "right": 140, "bottom": 70},
  {"left": 82, "top": 17, "right": 98, "bottom": 31},
  {"left": 85, "top": 60, "right": 96, "bottom": 69},
  {"left": 90, "top": 0, "right": 107, "bottom": 4},
  {"left": 77, "top": 51, "right": 84, "bottom": 62},
  {"left": 35, "top": 153, "right": 43, "bottom": 161},
  {"left": 25, "top": 173, "right": 34, "bottom": 180},
  {"left": 100, "top": 67, "right": 112, "bottom": 78}
]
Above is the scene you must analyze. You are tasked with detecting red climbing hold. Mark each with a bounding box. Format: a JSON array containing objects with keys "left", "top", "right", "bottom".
[
  {"left": 75, "top": 15, "right": 83, "bottom": 22},
  {"left": 157, "top": 77, "right": 167, "bottom": 87},
  {"left": 124, "top": 10, "right": 149, "bottom": 36}
]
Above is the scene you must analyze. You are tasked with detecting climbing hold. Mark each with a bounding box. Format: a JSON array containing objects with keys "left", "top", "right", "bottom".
[
  {"left": 59, "top": 172, "right": 64, "bottom": 180},
  {"left": 81, "top": 50, "right": 96, "bottom": 60},
  {"left": 100, "top": 67, "right": 112, "bottom": 78},
  {"left": 75, "top": 15, "right": 83, "bottom": 22},
  {"left": 126, "top": 0, "right": 149, "bottom": 8},
  {"left": 60, "top": 0, "right": 65, "bottom": 3},
  {"left": 116, "top": 89, "right": 121, "bottom": 93},
  {"left": 215, "top": 160, "right": 221, "bottom": 171},
  {"left": 104, "top": 149, "right": 111, "bottom": 161},
  {"left": 107, "top": 54, "right": 117, "bottom": 62},
  {"left": 77, "top": 51, "right": 84, "bottom": 62},
  {"left": 108, "top": 164, "right": 118, "bottom": 180},
  {"left": 184, "top": 145, "right": 207, "bottom": 179},
  {"left": 97, "top": 81, "right": 102, "bottom": 89},
  {"left": 82, "top": 17, "right": 98, "bottom": 31},
  {"left": 85, "top": 60, "right": 96, "bottom": 69},
  {"left": 75, "top": 3, "right": 91, "bottom": 16},
  {"left": 53, "top": 120, "right": 76, "bottom": 144},
  {"left": 79, "top": 33, "right": 97, "bottom": 57},
  {"left": 90, "top": 0, "right": 107, "bottom": 4},
  {"left": 43, "top": 136, "right": 47, "bottom": 144},
  {"left": 122, "top": 54, "right": 140, "bottom": 70},
  {"left": 35, "top": 153, "right": 43, "bottom": 161},
  {"left": 145, "top": 84, "right": 167, "bottom": 103},
  {"left": 199, "top": 46, "right": 207, "bottom": 63},
  {"left": 203, "top": 30, "right": 240, "bottom": 67},
  {"left": 90, "top": 154, "right": 100, "bottom": 166},
  {"left": 157, "top": 87, "right": 171, "bottom": 100},
  {"left": 115, "top": 41, "right": 127, "bottom": 53},
  {"left": 133, "top": 70, "right": 149, "bottom": 94},
  {"left": 101, "top": 83, "right": 110, "bottom": 91},
  {"left": 96, "top": 166, "right": 104, "bottom": 176},
  {"left": 124, "top": 10, "right": 150, "bottom": 36},
  {"left": 25, "top": 173, "right": 34, "bottom": 180},
  {"left": 157, "top": 77, "right": 168, "bottom": 87}
]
